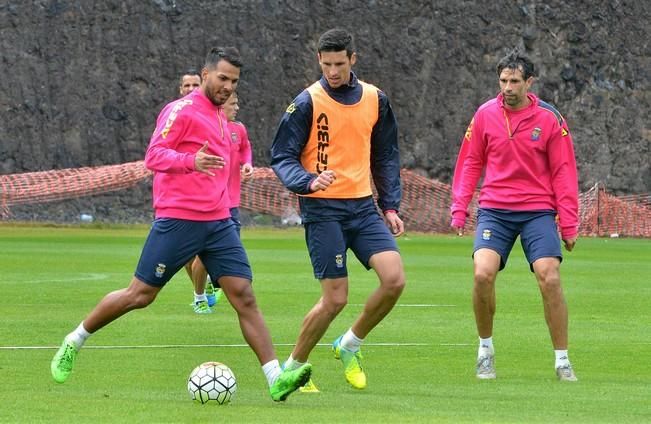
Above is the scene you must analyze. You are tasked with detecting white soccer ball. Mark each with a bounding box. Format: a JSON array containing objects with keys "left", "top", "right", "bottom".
[{"left": 187, "top": 361, "right": 237, "bottom": 405}]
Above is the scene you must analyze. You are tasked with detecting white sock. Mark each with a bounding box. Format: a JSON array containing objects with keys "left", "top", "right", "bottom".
[
  {"left": 262, "top": 359, "right": 282, "bottom": 387},
  {"left": 194, "top": 292, "right": 207, "bottom": 303},
  {"left": 555, "top": 350, "right": 570, "bottom": 368},
  {"left": 283, "top": 355, "right": 305, "bottom": 372},
  {"left": 341, "top": 328, "right": 364, "bottom": 352},
  {"left": 65, "top": 322, "right": 91, "bottom": 350},
  {"left": 478, "top": 336, "right": 494, "bottom": 356}
]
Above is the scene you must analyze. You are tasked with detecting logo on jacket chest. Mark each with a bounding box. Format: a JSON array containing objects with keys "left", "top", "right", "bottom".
[
  {"left": 531, "top": 127, "right": 542, "bottom": 141},
  {"left": 316, "top": 112, "right": 329, "bottom": 173}
]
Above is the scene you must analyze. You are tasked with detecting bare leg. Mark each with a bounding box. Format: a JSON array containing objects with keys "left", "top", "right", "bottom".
[
  {"left": 350, "top": 251, "right": 405, "bottom": 338},
  {"left": 191, "top": 256, "right": 208, "bottom": 294},
  {"left": 532, "top": 257, "right": 568, "bottom": 349},
  {"left": 218, "top": 276, "right": 276, "bottom": 365},
  {"left": 472, "top": 248, "right": 501, "bottom": 338},
  {"left": 183, "top": 259, "right": 193, "bottom": 281},
  {"left": 83, "top": 277, "right": 160, "bottom": 333},
  {"left": 291, "top": 277, "right": 349, "bottom": 362}
]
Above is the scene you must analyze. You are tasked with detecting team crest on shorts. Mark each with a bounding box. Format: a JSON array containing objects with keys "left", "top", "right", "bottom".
[
  {"left": 335, "top": 254, "right": 344, "bottom": 268},
  {"left": 482, "top": 229, "right": 492, "bottom": 241},
  {"left": 155, "top": 263, "right": 166, "bottom": 278}
]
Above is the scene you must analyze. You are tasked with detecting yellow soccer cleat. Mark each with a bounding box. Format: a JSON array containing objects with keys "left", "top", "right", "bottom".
[
  {"left": 299, "top": 378, "right": 320, "bottom": 393},
  {"left": 332, "top": 336, "right": 367, "bottom": 389}
]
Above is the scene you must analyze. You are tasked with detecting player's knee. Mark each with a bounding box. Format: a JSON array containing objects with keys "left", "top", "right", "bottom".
[
  {"left": 132, "top": 291, "right": 157, "bottom": 308},
  {"left": 236, "top": 292, "right": 258, "bottom": 310},
  {"left": 474, "top": 268, "right": 496, "bottom": 286},
  {"left": 321, "top": 293, "right": 347, "bottom": 316},
  {"left": 537, "top": 272, "right": 561, "bottom": 293},
  {"left": 329, "top": 297, "right": 348, "bottom": 315},
  {"left": 381, "top": 273, "right": 405, "bottom": 298},
  {"left": 534, "top": 262, "right": 561, "bottom": 290},
  {"left": 125, "top": 280, "right": 158, "bottom": 308},
  {"left": 227, "top": 282, "right": 257, "bottom": 309}
]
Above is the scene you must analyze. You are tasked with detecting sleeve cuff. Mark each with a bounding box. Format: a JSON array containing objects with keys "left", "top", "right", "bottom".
[
  {"left": 451, "top": 217, "right": 466, "bottom": 228},
  {"left": 451, "top": 210, "right": 467, "bottom": 228},
  {"left": 184, "top": 154, "right": 196, "bottom": 172},
  {"left": 560, "top": 227, "right": 579, "bottom": 240}
]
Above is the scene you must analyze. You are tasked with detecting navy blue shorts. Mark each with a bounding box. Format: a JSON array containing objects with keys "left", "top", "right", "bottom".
[
  {"left": 230, "top": 207, "right": 241, "bottom": 237},
  {"left": 134, "top": 218, "right": 252, "bottom": 287},
  {"left": 473, "top": 208, "right": 562, "bottom": 272},
  {"left": 304, "top": 212, "right": 399, "bottom": 279}
]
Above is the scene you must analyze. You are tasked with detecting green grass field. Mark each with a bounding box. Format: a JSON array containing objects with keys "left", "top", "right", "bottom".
[{"left": 1, "top": 225, "right": 649, "bottom": 423}]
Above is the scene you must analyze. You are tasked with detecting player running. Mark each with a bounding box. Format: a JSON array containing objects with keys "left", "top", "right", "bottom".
[
  {"left": 51, "top": 47, "right": 311, "bottom": 401},
  {"left": 271, "top": 28, "right": 405, "bottom": 392},
  {"left": 187, "top": 92, "right": 253, "bottom": 313}
]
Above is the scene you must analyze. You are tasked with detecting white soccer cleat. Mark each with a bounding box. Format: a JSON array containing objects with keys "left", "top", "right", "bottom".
[
  {"left": 476, "top": 353, "right": 496, "bottom": 379},
  {"left": 556, "top": 364, "right": 578, "bottom": 382}
]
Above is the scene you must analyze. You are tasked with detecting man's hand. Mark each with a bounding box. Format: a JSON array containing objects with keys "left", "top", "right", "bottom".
[
  {"left": 194, "top": 142, "right": 225, "bottom": 176},
  {"left": 451, "top": 217, "right": 465, "bottom": 236},
  {"left": 384, "top": 211, "right": 405, "bottom": 237},
  {"left": 240, "top": 163, "right": 254, "bottom": 180},
  {"left": 563, "top": 236, "right": 577, "bottom": 252},
  {"left": 309, "top": 170, "right": 337, "bottom": 192}
]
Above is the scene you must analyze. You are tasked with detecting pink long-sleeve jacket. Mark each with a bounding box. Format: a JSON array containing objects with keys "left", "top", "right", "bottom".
[
  {"left": 451, "top": 93, "right": 579, "bottom": 239},
  {"left": 145, "top": 89, "right": 231, "bottom": 221},
  {"left": 226, "top": 120, "right": 252, "bottom": 208}
]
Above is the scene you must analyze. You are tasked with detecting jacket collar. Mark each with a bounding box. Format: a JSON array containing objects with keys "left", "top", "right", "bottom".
[
  {"left": 189, "top": 89, "right": 222, "bottom": 113},
  {"left": 497, "top": 92, "right": 539, "bottom": 113},
  {"left": 319, "top": 71, "right": 359, "bottom": 92}
]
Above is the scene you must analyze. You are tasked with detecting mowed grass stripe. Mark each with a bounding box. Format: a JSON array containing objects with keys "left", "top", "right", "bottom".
[{"left": 1, "top": 225, "right": 649, "bottom": 423}]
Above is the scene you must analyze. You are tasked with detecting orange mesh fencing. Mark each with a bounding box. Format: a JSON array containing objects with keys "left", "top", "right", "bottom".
[
  {"left": 1, "top": 162, "right": 650, "bottom": 237},
  {"left": 579, "top": 183, "right": 651, "bottom": 237},
  {"left": 0, "top": 161, "right": 151, "bottom": 217}
]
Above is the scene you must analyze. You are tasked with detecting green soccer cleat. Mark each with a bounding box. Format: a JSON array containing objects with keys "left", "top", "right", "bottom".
[
  {"left": 298, "top": 378, "right": 320, "bottom": 393},
  {"left": 214, "top": 288, "right": 223, "bottom": 306},
  {"left": 193, "top": 300, "right": 212, "bottom": 314},
  {"left": 205, "top": 281, "right": 216, "bottom": 307},
  {"left": 270, "top": 363, "right": 312, "bottom": 402},
  {"left": 332, "top": 336, "right": 367, "bottom": 389},
  {"left": 206, "top": 282, "right": 223, "bottom": 308},
  {"left": 51, "top": 339, "right": 78, "bottom": 383}
]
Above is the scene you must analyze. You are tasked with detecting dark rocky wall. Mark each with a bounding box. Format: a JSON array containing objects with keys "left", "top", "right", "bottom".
[{"left": 0, "top": 0, "right": 649, "bottom": 220}]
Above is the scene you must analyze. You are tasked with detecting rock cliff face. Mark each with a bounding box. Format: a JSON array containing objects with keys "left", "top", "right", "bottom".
[{"left": 0, "top": 1, "right": 649, "bottom": 221}]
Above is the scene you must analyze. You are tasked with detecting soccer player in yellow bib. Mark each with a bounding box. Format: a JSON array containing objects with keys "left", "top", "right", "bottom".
[{"left": 271, "top": 28, "right": 405, "bottom": 391}]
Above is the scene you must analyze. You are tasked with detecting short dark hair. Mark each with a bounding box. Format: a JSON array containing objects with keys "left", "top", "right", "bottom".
[
  {"left": 204, "top": 47, "right": 243, "bottom": 69},
  {"left": 496, "top": 48, "right": 535, "bottom": 80},
  {"left": 179, "top": 68, "right": 200, "bottom": 84},
  {"left": 317, "top": 28, "right": 355, "bottom": 58}
]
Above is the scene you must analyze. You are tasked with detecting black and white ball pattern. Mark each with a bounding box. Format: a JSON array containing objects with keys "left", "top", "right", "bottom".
[{"left": 187, "top": 362, "right": 237, "bottom": 405}]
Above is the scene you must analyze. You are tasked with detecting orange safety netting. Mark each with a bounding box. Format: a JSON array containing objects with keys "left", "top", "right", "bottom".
[
  {"left": 1, "top": 161, "right": 650, "bottom": 237},
  {"left": 0, "top": 161, "right": 151, "bottom": 217}
]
